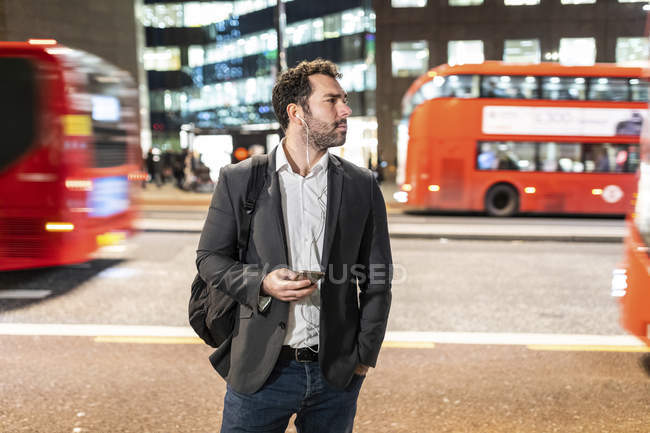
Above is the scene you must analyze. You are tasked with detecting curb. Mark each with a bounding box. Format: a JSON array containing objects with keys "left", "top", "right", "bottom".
[{"left": 388, "top": 232, "right": 623, "bottom": 243}]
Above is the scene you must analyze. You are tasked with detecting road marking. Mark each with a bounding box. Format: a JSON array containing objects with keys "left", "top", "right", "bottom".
[
  {"left": 95, "top": 336, "right": 202, "bottom": 344},
  {"left": 0, "top": 323, "right": 196, "bottom": 337},
  {"left": 528, "top": 345, "right": 650, "bottom": 352},
  {"left": 384, "top": 331, "right": 646, "bottom": 347},
  {"left": 0, "top": 290, "right": 52, "bottom": 299},
  {"left": 383, "top": 341, "right": 435, "bottom": 349},
  {"left": 0, "top": 325, "right": 647, "bottom": 352}
]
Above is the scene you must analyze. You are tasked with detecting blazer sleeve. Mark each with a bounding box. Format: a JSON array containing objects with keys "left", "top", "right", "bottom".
[
  {"left": 195, "top": 165, "right": 267, "bottom": 313},
  {"left": 356, "top": 174, "right": 393, "bottom": 367}
]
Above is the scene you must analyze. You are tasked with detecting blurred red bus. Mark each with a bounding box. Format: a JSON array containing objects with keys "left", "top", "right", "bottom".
[
  {"left": 612, "top": 71, "right": 650, "bottom": 346},
  {"left": 396, "top": 61, "right": 646, "bottom": 216},
  {"left": 0, "top": 41, "right": 143, "bottom": 271}
]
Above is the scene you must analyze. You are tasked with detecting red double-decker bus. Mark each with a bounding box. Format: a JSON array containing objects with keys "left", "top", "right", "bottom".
[
  {"left": 0, "top": 41, "right": 143, "bottom": 271},
  {"left": 612, "top": 73, "right": 650, "bottom": 347},
  {"left": 396, "top": 61, "right": 647, "bottom": 216}
]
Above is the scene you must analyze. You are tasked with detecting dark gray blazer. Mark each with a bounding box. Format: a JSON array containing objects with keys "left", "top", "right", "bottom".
[{"left": 196, "top": 146, "right": 392, "bottom": 394}]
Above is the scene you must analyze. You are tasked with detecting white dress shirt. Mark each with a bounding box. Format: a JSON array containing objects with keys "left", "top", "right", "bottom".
[{"left": 276, "top": 142, "right": 328, "bottom": 348}]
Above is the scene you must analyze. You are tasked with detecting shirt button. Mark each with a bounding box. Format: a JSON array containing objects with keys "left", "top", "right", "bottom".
[{"left": 279, "top": 322, "right": 286, "bottom": 330}]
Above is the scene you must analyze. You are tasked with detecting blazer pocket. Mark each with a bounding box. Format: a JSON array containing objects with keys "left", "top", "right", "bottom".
[{"left": 239, "top": 305, "right": 254, "bottom": 319}]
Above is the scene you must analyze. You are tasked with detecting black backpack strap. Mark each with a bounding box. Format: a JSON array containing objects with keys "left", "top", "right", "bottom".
[{"left": 237, "top": 154, "right": 269, "bottom": 262}]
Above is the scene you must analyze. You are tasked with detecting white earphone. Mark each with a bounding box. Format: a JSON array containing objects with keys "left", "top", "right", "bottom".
[{"left": 296, "top": 113, "right": 311, "bottom": 170}]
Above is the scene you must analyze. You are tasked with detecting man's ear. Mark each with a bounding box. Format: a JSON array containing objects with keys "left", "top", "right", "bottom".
[{"left": 287, "top": 103, "right": 303, "bottom": 123}]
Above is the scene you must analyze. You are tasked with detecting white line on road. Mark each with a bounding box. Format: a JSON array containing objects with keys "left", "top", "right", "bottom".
[
  {"left": 0, "top": 324, "right": 646, "bottom": 348},
  {"left": 0, "top": 290, "right": 53, "bottom": 299},
  {"left": 384, "top": 331, "right": 645, "bottom": 347},
  {"left": 0, "top": 323, "right": 195, "bottom": 337}
]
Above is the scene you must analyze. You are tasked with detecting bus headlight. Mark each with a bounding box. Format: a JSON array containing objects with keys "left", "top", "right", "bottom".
[
  {"left": 428, "top": 184, "right": 440, "bottom": 192},
  {"left": 401, "top": 183, "right": 413, "bottom": 192}
]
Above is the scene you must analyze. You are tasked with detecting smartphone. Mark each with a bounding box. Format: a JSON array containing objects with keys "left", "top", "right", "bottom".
[{"left": 294, "top": 270, "right": 325, "bottom": 284}]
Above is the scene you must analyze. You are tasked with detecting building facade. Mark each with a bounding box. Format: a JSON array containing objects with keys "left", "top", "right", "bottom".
[
  {"left": 0, "top": 0, "right": 140, "bottom": 81},
  {"left": 142, "top": 0, "right": 648, "bottom": 182},
  {"left": 373, "top": 0, "right": 647, "bottom": 181},
  {"left": 142, "top": 0, "right": 378, "bottom": 172}
]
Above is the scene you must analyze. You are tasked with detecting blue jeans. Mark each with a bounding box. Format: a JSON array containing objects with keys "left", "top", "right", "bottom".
[{"left": 220, "top": 360, "right": 365, "bottom": 433}]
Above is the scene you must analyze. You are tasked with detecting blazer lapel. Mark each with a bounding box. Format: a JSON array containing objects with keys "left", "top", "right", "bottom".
[
  {"left": 265, "top": 146, "right": 289, "bottom": 266},
  {"left": 320, "top": 154, "right": 343, "bottom": 271}
]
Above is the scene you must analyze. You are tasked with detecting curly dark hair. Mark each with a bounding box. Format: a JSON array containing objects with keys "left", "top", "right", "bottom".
[{"left": 272, "top": 58, "right": 342, "bottom": 131}]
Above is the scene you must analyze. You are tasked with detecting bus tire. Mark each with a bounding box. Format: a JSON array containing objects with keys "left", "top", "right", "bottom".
[{"left": 485, "top": 184, "right": 519, "bottom": 217}]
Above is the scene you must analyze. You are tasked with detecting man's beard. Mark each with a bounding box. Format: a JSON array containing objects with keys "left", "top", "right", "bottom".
[{"left": 304, "top": 114, "right": 347, "bottom": 151}]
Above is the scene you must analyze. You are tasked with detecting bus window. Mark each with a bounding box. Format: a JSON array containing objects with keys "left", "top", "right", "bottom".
[
  {"left": 481, "top": 75, "right": 538, "bottom": 99},
  {"left": 584, "top": 143, "right": 639, "bottom": 173},
  {"left": 541, "top": 76, "right": 586, "bottom": 101},
  {"left": 588, "top": 77, "right": 628, "bottom": 101},
  {"left": 540, "top": 142, "right": 582, "bottom": 172},
  {"left": 0, "top": 58, "right": 37, "bottom": 173},
  {"left": 477, "top": 141, "right": 536, "bottom": 171},
  {"left": 442, "top": 75, "right": 479, "bottom": 98},
  {"left": 404, "top": 74, "right": 478, "bottom": 116},
  {"left": 419, "top": 74, "right": 477, "bottom": 99},
  {"left": 629, "top": 78, "right": 649, "bottom": 102},
  {"left": 89, "top": 74, "right": 129, "bottom": 168}
]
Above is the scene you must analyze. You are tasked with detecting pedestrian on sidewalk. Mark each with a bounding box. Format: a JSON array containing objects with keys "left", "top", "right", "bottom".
[{"left": 196, "top": 58, "right": 393, "bottom": 433}]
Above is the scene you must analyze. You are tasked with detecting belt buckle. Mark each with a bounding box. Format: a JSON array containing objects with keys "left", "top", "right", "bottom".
[{"left": 294, "top": 347, "right": 314, "bottom": 362}]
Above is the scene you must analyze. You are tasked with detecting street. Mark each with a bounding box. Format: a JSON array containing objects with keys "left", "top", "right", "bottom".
[{"left": 1, "top": 214, "right": 649, "bottom": 432}]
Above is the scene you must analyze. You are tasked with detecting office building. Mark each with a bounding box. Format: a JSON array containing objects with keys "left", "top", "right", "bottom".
[{"left": 143, "top": 0, "right": 377, "bottom": 171}]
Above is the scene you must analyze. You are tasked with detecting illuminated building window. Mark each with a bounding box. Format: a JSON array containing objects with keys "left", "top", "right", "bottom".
[
  {"left": 449, "top": 0, "right": 483, "bottom": 5},
  {"left": 559, "top": 37, "right": 596, "bottom": 66},
  {"left": 391, "top": 0, "right": 427, "bottom": 6},
  {"left": 616, "top": 37, "right": 650, "bottom": 65},
  {"left": 503, "top": 39, "right": 541, "bottom": 63},
  {"left": 142, "top": 4, "right": 183, "bottom": 28},
  {"left": 448, "top": 40, "right": 484, "bottom": 65},
  {"left": 143, "top": 47, "right": 181, "bottom": 71},
  {"left": 392, "top": 41, "right": 429, "bottom": 77},
  {"left": 504, "top": 0, "right": 540, "bottom": 4},
  {"left": 141, "top": 1, "right": 294, "bottom": 29},
  {"left": 323, "top": 13, "right": 342, "bottom": 39},
  {"left": 202, "top": 8, "right": 373, "bottom": 65},
  {"left": 561, "top": 0, "right": 595, "bottom": 4},
  {"left": 151, "top": 61, "right": 374, "bottom": 116},
  {"left": 183, "top": 2, "right": 233, "bottom": 27},
  {"left": 341, "top": 10, "right": 365, "bottom": 35},
  {"left": 188, "top": 45, "right": 205, "bottom": 67}
]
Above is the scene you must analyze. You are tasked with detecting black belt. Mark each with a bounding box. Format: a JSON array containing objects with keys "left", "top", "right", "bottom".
[{"left": 278, "top": 345, "right": 319, "bottom": 363}]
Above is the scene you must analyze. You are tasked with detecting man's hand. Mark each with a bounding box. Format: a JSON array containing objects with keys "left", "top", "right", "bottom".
[
  {"left": 354, "top": 363, "right": 370, "bottom": 376},
  {"left": 261, "top": 268, "right": 317, "bottom": 302}
]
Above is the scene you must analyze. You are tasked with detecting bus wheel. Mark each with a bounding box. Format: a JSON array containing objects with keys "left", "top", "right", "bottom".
[{"left": 485, "top": 184, "right": 519, "bottom": 217}]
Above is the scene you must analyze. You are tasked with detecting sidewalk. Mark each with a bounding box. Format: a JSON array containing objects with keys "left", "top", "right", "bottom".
[
  {"left": 136, "top": 181, "right": 403, "bottom": 211},
  {"left": 135, "top": 182, "right": 625, "bottom": 242},
  {"left": 136, "top": 183, "right": 215, "bottom": 209}
]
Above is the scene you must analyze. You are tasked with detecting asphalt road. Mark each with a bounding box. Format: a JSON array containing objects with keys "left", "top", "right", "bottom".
[
  {"left": 0, "top": 232, "right": 628, "bottom": 334},
  {"left": 1, "top": 227, "right": 649, "bottom": 432}
]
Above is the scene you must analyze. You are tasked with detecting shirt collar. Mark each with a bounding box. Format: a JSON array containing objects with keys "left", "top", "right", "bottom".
[
  {"left": 275, "top": 138, "right": 290, "bottom": 173},
  {"left": 276, "top": 138, "right": 329, "bottom": 175}
]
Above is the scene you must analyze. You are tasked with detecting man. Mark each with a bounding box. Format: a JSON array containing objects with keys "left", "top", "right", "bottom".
[{"left": 196, "top": 58, "right": 392, "bottom": 432}]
